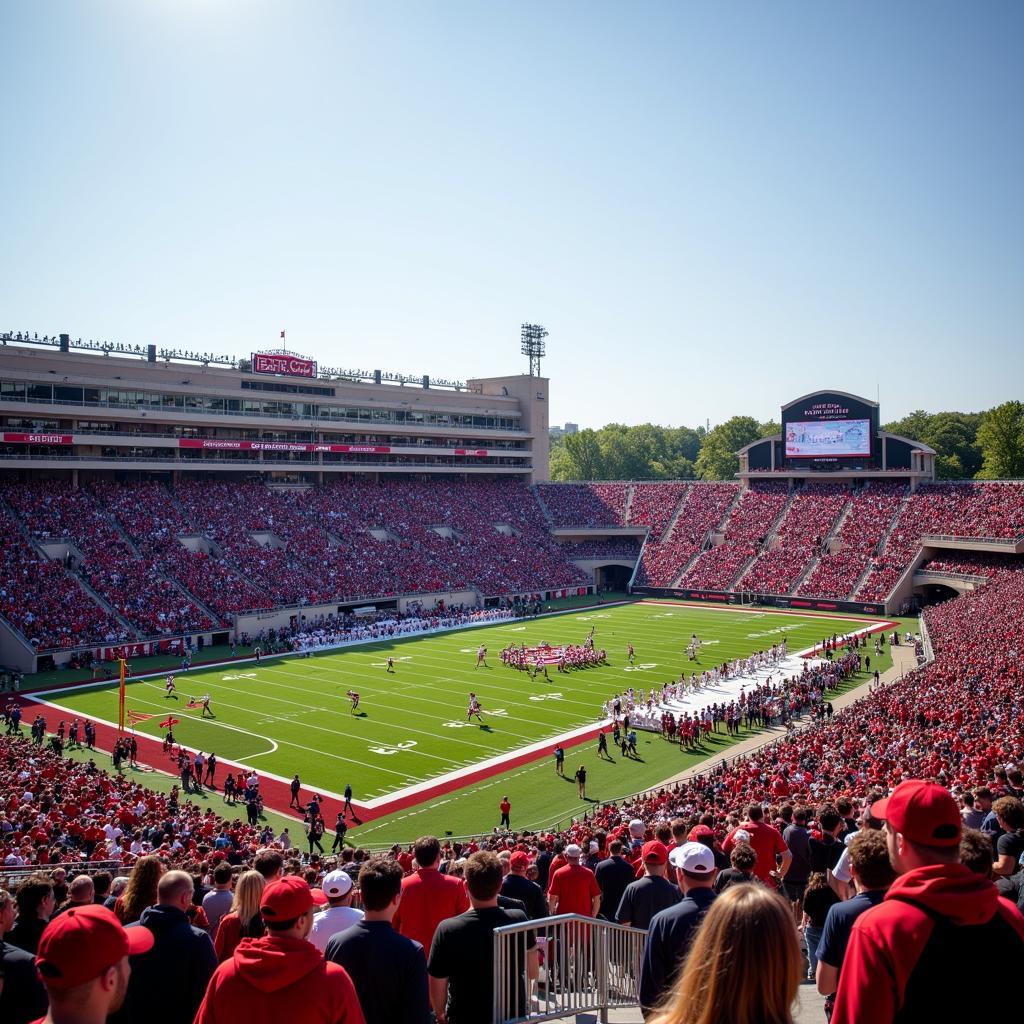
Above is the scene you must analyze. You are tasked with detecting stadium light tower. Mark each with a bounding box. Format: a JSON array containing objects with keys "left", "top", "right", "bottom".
[{"left": 520, "top": 323, "right": 548, "bottom": 377}]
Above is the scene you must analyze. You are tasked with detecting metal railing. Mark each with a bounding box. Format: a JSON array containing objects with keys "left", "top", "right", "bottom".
[{"left": 493, "top": 913, "right": 646, "bottom": 1024}]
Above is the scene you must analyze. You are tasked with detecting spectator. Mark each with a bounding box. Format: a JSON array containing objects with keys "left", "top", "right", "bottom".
[
  {"left": 833, "top": 780, "right": 1024, "bottom": 1023},
  {"left": 646, "top": 884, "right": 800, "bottom": 1024},
  {"left": 213, "top": 870, "right": 265, "bottom": 963},
  {"left": 34, "top": 904, "right": 154, "bottom": 1024},
  {"left": 595, "top": 839, "right": 637, "bottom": 922},
  {"left": 959, "top": 827, "right": 995, "bottom": 878},
  {"left": 808, "top": 806, "right": 845, "bottom": 874},
  {"left": 326, "top": 858, "right": 430, "bottom": 1024},
  {"left": 393, "top": 836, "right": 470, "bottom": 957},
  {"left": 121, "top": 869, "right": 217, "bottom": 1024},
  {"left": 991, "top": 796, "right": 1024, "bottom": 877},
  {"left": 713, "top": 841, "right": 758, "bottom": 893},
  {"left": 196, "top": 876, "right": 364, "bottom": 1024},
  {"left": 115, "top": 854, "right": 164, "bottom": 925},
  {"left": 53, "top": 875, "right": 94, "bottom": 917},
  {"left": 309, "top": 870, "right": 363, "bottom": 954},
  {"left": 640, "top": 842, "right": 718, "bottom": 1016},
  {"left": 0, "top": 886, "right": 48, "bottom": 1024},
  {"left": 548, "top": 843, "right": 601, "bottom": 918},
  {"left": 616, "top": 841, "right": 681, "bottom": 930},
  {"left": 427, "top": 851, "right": 538, "bottom": 1024},
  {"left": 815, "top": 830, "right": 896, "bottom": 1006},
  {"left": 500, "top": 852, "right": 548, "bottom": 920},
  {"left": 781, "top": 806, "right": 812, "bottom": 919},
  {"left": 91, "top": 872, "right": 112, "bottom": 907},
  {"left": 7, "top": 874, "right": 54, "bottom": 954},
  {"left": 723, "top": 804, "right": 792, "bottom": 886},
  {"left": 800, "top": 873, "right": 839, "bottom": 982},
  {"left": 201, "top": 863, "right": 235, "bottom": 937}
]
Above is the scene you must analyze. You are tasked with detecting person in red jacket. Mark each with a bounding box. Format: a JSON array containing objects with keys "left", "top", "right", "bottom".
[
  {"left": 195, "top": 875, "right": 364, "bottom": 1024},
  {"left": 393, "top": 836, "right": 470, "bottom": 956},
  {"left": 833, "top": 780, "right": 1024, "bottom": 1024}
]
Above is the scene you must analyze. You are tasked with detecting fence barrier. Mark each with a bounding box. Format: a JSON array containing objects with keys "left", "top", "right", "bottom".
[{"left": 493, "top": 913, "right": 646, "bottom": 1024}]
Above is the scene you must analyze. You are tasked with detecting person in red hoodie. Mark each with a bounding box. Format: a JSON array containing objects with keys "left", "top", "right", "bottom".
[
  {"left": 393, "top": 836, "right": 469, "bottom": 956},
  {"left": 833, "top": 780, "right": 1024, "bottom": 1024},
  {"left": 194, "top": 875, "right": 364, "bottom": 1024}
]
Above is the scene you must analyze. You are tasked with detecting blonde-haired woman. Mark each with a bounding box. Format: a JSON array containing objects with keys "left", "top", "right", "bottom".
[
  {"left": 649, "top": 883, "right": 801, "bottom": 1024},
  {"left": 115, "top": 854, "right": 165, "bottom": 924},
  {"left": 213, "top": 870, "right": 266, "bottom": 962}
]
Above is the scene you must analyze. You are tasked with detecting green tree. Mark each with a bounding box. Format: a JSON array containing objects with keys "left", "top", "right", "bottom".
[
  {"left": 559, "top": 429, "right": 605, "bottom": 479},
  {"left": 759, "top": 421, "right": 781, "bottom": 438},
  {"left": 976, "top": 401, "right": 1024, "bottom": 479},
  {"left": 695, "top": 416, "right": 762, "bottom": 480}
]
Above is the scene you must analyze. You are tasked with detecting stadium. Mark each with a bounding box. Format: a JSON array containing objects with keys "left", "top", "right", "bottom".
[
  {"left": 2, "top": 327, "right": 1023, "bottom": 1022},
  {"left": 3, "top": 7, "right": 1023, "bottom": 1024}
]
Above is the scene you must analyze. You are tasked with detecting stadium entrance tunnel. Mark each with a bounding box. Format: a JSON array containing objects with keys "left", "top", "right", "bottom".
[
  {"left": 916, "top": 582, "right": 965, "bottom": 606},
  {"left": 594, "top": 564, "right": 632, "bottom": 590}
]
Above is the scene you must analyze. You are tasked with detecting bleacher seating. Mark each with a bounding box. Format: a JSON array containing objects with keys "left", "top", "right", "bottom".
[
  {"left": 797, "top": 481, "right": 906, "bottom": 599},
  {"left": 634, "top": 484, "right": 739, "bottom": 587},
  {"left": 737, "top": 483, "right": 849, "bottom": 595},
  {"left": 856, "top": 482, "right": 1024, "bottom": 600},
  {"left": 536, "top": 482, "right": 628, "bottom": 526},
  {"left": 679, "top": 482, "right": 790, "bottom": 590}
]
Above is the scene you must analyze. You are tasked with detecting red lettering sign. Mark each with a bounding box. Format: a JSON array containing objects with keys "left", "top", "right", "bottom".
[
  {"left": 454, "top": 448, "right": 489, "bottom": 456},
  {"left": 177, "top": 439, "right": 392, "bottom": 455},
  {"left": 2, "top": 432, "right": 74, "bottom": 445},
  {"left": 251, "top": 353, "right": 318, "bottom": 378}
]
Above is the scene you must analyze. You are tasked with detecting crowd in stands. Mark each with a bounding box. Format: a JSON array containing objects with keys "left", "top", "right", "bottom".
[
  {"left": 536, "top": 482, "right": 628, "bottom": 527},
  {"left": 797, "top": 482, "right": 906, "bottom": 600},
  {"left": 559, "top": 539, "right": 642, "bottom": 560},
  {"left": 2, "top": 560, "right": 1024, "bottom": 1022},
  {"left": 90, "top": 481, "right": 274, "bottom": 620},
  {"left": 635, "top": 484, "right": 738, "bottom": 588},
  {"left": 680, "top": 482, "right": 790, "bottom": 590},
  {"left": 0, "top": 479, "right": 591, "bottom": 650},
  {"left": 2, "top": 483, "right": 216, "bottom": 639},
  {"left": 857, "top": 482, "right": 1024, "bottom": 601},
  {"left": 738, "top": 483, "right": 849, "bottom": 595},
  {"left": 0, "top": 505, "right": 128, "bottom": 650},
  {"left": 628, "top": 483, "right": 689, "bottom": 538}
]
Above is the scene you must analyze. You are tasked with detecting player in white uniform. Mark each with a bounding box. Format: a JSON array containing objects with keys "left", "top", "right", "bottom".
[
  {"left": 165, "top": 675, "right": 177, "bottom": 699},
  {"left": 475, "top": 645, "right": 488, "bottom": 669},
  {"left": 467, "top": 692, "right": 484, "bottom": 723}
]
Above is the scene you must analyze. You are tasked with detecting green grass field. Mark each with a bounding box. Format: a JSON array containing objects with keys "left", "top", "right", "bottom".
[{"left": 35, "top": 601, "right": 894, "bottom": 845}]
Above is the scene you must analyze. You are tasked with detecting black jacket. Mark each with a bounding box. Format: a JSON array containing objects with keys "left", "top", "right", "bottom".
[
  {"left": 120, "top": 904, "right": 217, "bottom": 1024},
  {"left": 1, "top": 938, "right": 49, "bottom": 1024}
]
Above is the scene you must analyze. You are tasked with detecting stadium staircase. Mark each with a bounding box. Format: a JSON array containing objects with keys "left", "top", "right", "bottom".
[
  {"left": 657, "top": 484, "right": 693, "bottom": 543},
  {"left": 530, "top": 483, "right": 555, "bottom": 525},
  {"left": 850, "top": 488, "right": 912, "bottom": 599},
  {"left": 621, "top": 483, "right": 636, "bottom": 524}
]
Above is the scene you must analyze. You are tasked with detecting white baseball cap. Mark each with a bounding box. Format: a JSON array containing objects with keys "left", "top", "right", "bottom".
[
  {"left": 669, "top": 842, "right": 715, "bottom": 875},
  {"left": 733, "top": 829, "right": 751, "bottom": 844},
  {"left": 565, "top": 844, "right": 582, "bottom": 858},
  {"left": 321, "top": 870, "right": 353, "bottom": 898}
]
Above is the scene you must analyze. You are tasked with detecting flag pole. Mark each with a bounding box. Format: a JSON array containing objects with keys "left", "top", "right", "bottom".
[{"left": 118, "top": 657, "right": 127, "bottom": 734}]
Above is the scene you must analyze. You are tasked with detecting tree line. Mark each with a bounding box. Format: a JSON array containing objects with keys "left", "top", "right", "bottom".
[{"left": 548, "top": 402, "right": 1024, "bottom": 481}]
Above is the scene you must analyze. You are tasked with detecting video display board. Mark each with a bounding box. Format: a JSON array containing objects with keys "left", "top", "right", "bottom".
[
  {"left": 785, "top": 419, "right": 871, "bottom": 458},
  {"left": 781, "top": 392, "right": 878, "bottom": 462}
]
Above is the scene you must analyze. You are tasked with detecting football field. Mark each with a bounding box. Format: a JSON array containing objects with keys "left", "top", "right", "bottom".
[{"left": 34, "top": 600, "right": 895, "bottom": 844}]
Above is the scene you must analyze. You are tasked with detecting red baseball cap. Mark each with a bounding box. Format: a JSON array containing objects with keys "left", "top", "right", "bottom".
[
  {"left": 871, "top": 780, "right": 961, "bottom": 847},
  {"left": 687, "top": 825, "right": 714, "bottom": 842},
  {"left": 36, "top": 905, "right": 153, "bottom": 989},
  {"left": 509, "top": 852, "right": 530, "bottom": 870},
  {"left": 641, "top": 840, "right": 669, "bottom": 865},
  {"left": 260, "top": 876, "right": 316, "bottom": 922}
]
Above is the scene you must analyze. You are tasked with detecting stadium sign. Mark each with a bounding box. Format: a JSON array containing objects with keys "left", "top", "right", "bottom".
[
  {"left": 178, "top": 439, "right": 391, "bottom": 454},
  {"left": 251, "top": 352, "right": 318, "bottom": 378},
  {"left": 3, "top": 432, "right": 74, "bottom": 445}
]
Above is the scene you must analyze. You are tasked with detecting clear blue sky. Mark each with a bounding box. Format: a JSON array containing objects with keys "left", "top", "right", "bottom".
[{"left": 2, "top": 1, "right": 1021, "bottom": 429}]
